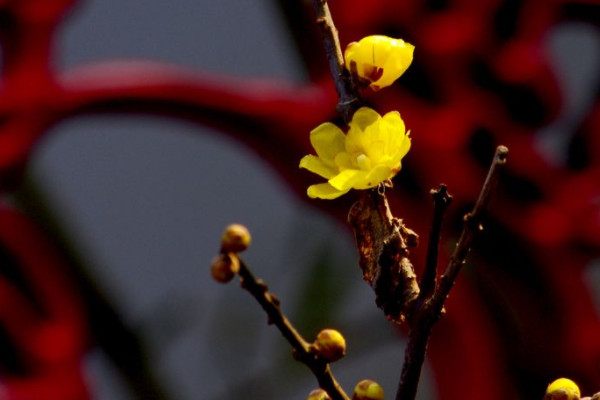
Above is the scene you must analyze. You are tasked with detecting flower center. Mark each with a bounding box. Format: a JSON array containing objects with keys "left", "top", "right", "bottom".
[{"left": 356, "top": 153, "right": 372, "bottom": 171}]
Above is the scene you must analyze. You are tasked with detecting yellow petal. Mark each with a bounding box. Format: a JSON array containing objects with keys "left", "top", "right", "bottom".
[
  {"left": 376, "top": 39, "right": 414, "bottom": 88},
  {"left": 361, "top": 119, "right": 386, "bottom": 161},
  {"left": 361, "top": 165, "right": 393, "bottom": 189},
  {"left": 345, "top": 36, "right": 414, "bottom": 90},
  {"left": 299, "top": 155, "right": 338, "bottom": 179},
  {"left": 350, "top": 107, "right": 380, "bottom": 131},
  {"left": 334, "top": 152, "right": 353, "bottom": 170},
  {"left": 546, "top": 378, "right": 580, "bottom": 400},
  {"left": 346, "top": 108, "right": 380, "bottom": 156},
  {"left": 328, "top": 169, "right": 367, "bottom": 191},
  {"left": 307, "top": 183, "right": 349, "bottom": 199},
  {"left": 310, "top": 122, "right": 346, "bottom": 166},
  {"left": 382, "top": 111, "right": 405, "bottom": 137},
  {"left": 381, "top": 111, "right": 407, "bottom": 155},
  {"left": 389, "top": 132, "right": 411, "bottom": 162}
]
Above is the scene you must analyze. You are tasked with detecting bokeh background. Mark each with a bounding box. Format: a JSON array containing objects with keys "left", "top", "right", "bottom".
[{"left": 0, "top": 0, "right": 599, "bottom": 400}]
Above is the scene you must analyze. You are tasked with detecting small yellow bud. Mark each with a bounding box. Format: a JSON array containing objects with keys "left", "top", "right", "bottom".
[
  {"left": 307, "top": 388, "right": 331, "bottom": 400},
  {"left": 352, "top": 380, "right": 384, "bottom": 400},
  {"left": 344, "top": 35, "right": 414, "bottom": 91},
  {"left": 221, "top": 224, "right": 251, "bottom": 253},
  {"left": 314, "top": 329, "right": 346, "bottom": 362},
  {"left": 545, "top": 378, "right": 581, "bottom": 400},
  {"left": 210, "top": 253, "right": 240, "bottom": 283}
]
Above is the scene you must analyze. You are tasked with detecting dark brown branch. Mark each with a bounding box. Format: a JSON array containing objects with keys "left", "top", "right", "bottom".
[
  {"left": 432, "top": 145, "right": 508, "bottom": 303},
  {"left": 418, "top": 185, "right": 452, "bottom": 302},
  {"left": 395, "top": 145, "right": 508, "bottom": 400},
  {"left": 348, "top": 190, "right": 420, "bottom": 324},
  {"left": 237, "top": 259, "right": 350, "bottom": 400},
  {"left": 311, "top": 0, "right": 362, "bottom": 123}
]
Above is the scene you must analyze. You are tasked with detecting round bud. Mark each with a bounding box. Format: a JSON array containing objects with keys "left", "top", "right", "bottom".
[
  {"left": 221, "top": 224, "right": 251, "bottom": 253},
  {"left": 307, "top": 389, "right": 331, "bottom": 400},
  {"left": 545, "top": 378, "right": 581, "bottom": 400},
  {"left": 352, "top": 380, "right": 384, "bottom": 400},
  {"left": 210, "top": 253, "right": 240, "bottom": 283},
  {"left": 314, "top": 329, "right": 346, "bottom": 362}
]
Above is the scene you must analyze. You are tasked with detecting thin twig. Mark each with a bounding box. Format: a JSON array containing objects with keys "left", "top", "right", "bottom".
[
  {"left": 432, "top": 145, "right": 508, "bottom": 303},
  {"left": 237, "top": 259, "right": 350, "bottom": 400},
  {"left": 395, "top": 146, "right": 508, "bottom": 400},
  {"left": 418, "top": 185, "right": 452, "bottom": 302},
  {"left": 311, "top": 0, "right": 362, "bottom": 123}
]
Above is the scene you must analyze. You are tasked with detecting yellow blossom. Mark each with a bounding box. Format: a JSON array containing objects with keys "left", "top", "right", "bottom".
[
  {"left": 345, "top": 35, "right": 414, "bottom": 91},
  {"left": 545, "top": 378, "right": 581, "bottom": 400},
  {"left": 299, "top": 107, "right": 410, "bottom": 199}
]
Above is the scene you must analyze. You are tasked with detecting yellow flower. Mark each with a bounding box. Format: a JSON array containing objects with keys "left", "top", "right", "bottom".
[
  {"left": 545, "top": 378, "right": 581, "bottom": 400},
  {"left": 299, "top": 107, "right": 410, "bottom": 199},
  {"left": 345, "top": 35, "right": 414, "bottom": 91}
]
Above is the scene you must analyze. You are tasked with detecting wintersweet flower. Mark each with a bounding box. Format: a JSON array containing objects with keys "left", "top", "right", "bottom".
[
  {"left": 345, "top": 35, "right": 414, "bottom": 91},
  {"left": 545, "top": 378, "right": 581, "bottom": 400},
  {"left": 300, "top": 107, "right": 411, "bottom": 199}
]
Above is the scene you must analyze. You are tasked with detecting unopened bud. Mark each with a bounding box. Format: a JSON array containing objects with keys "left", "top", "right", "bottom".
[
  {"left": 352, "top": 380, "right": 384, "bottom": 400},
  {"left": 314, "top": 329, "right": 346, "bottom": 362},
  {"left": 545, "top": 378, "right": 581, "bottom": 400},
  {"left": 221, "top": 224, "right": 251, "bottom": 253},
  {"left": 210, "top": 253, "right": 240, "bottom": 283},
  {"left": 307, "top": 388, "right": 331, "bottom": 400}
]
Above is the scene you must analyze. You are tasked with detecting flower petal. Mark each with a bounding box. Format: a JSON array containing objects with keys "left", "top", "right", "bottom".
[
  {"left": 350, "top": 107, "right": 380, "bottom": 132},
  {"left": 307, "top": 183, "right": 349, "bottom": 199},
  {"left": 361, "top": 165, "right": 394, "bottom": 188},
  {"left": 346, "top": 108, "right": 381, "bottom": 157},
  {"left": 299, "top": 155, "right": 338, "bottom": 179},
  {"left": 376, "top": 39, "right": 414, "bottom": 88},
  {"left": 334, "top": 152, "right": 353, "bottom": 170},
  {"left": 310, "top": 122, "right": 346, "bottom": 166},
  {"left": 328, "top": 169, "right": 367, "bottom": 191}
]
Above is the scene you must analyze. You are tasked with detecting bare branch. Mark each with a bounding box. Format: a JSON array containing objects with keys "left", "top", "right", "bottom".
[
  {"left": 311, "top": 0, "right": 362, "bottom": 123},
  {"left": 418, "top": 185, "right": 452, "bottom": 302},
  {"left": 237, "top": 259, "right": 350, "bottom": 400},
  {"left": 395, "top": 145, "right": 508, "bottom": 400},
  {"left": 433, "top": 145, "right": 508, "bottom": 303}
]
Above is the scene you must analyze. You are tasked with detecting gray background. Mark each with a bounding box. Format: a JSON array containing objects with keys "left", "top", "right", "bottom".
[{"left": 23, "top": 0, "right": 600, "bottom": 399}]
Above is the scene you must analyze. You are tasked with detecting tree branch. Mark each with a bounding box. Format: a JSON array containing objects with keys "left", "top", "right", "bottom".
[
  {"left": 310, "top": 0, "right": 362, "bottom": 123},
  {"left": 395, "top": 145, "right": 509, "bottom": 400},
  {"left": 432, "top": 145, "right": 508, "bottom": 303},
  {"left": 418, "top": 185, "right": 452, "bottom": 302},
  {"left": 237, "top": 259, "right": 350, "bottom": 400}
]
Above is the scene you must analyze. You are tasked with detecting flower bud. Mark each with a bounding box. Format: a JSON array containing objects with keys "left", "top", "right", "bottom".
[
  {"left": 545, "top": 378, "right": 581, "bottom": 400},
  {"left": 344, "top": 35, "right": 414, "bottom": 91},
  {"left": 307, "top": 388, "right": 331, "bottom": 400},
  {"left": 314, "top": 329, "right": 346, "bottom": 362},
  {"left": 352, "top": 380, "right": 384, "bottom": 400},
  {"left": 221, "top": 224, "right": 251, "bottom": 253},
  {"left": 210, "top": 253, "right": 240, "bottom": 283}
]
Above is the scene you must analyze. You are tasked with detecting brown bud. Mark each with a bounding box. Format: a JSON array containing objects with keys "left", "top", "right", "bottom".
[
  {"left": 221, "top": 224, "right": 251, "bottom": 253},
  {"left": 352, "top": 380, "right": 384, "bottom": 400},
  {"left": 210, "top": 253, "right": 240, "bottom": 283},
  {"left": 307, "top": 388, "right": 331, "bottom": 400},
  {"left": 313, "top": 329, "right": 346, "bottom": 363}
]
